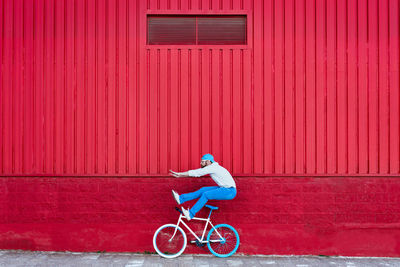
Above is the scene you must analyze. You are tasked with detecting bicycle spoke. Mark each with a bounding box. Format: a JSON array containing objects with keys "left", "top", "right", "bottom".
[
  {"left": 154, "top": 225, "right": 186, "bottom": 258},
  {"left": 208, "top": 226, "right": 238, "bottom": 256}
]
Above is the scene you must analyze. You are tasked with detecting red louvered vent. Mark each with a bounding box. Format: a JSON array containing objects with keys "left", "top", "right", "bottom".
[
  {"left": 147, "top": 15, "right": 247, "bottom": 45},
  {"left": 198, "top": 16, "right": 246, "bottom": 45},
  {"left": 147, "top": 16, "right": 196, "bottom": 45}
]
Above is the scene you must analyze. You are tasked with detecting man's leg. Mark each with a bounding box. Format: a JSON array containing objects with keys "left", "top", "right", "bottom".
[
  {"left": 179, "top": 186, "right": 219, "bottom": 204},
  {"left": 189, "top": 187, "right": 237, "bottom": 218}
]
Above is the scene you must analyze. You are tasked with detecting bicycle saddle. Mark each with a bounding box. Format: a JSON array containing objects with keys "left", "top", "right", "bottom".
[{"left": 205, "top": 205, "right": 218, "bottom": 210}]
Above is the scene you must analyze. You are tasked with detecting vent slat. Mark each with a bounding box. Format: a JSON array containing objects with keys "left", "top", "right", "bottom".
[
  {"left": 147, "top": 15, "right": 247, "bottom": 45},
  {"left": 148, "top": 17, "right": 196, "bottom": 45},
  {"left": 198, "top": 16, "right": 246, "bottom": 45}
]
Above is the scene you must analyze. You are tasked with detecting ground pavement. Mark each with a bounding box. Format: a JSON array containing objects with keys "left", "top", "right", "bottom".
[{"left": 0, "top": 250, "right": 400, "bottom": 267}]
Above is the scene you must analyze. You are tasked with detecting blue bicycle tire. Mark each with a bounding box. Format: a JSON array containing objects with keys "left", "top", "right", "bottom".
[{"left": 207, "top": 224, "right": 240, "bottom": 258}]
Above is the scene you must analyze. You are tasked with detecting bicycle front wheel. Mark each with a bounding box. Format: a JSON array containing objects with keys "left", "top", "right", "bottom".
[
  {"left": 153, "top": 224, "right": 187, "bottom": 258},
  {"left": 207, "top": 224, "right": 240, "bottom": 258}
]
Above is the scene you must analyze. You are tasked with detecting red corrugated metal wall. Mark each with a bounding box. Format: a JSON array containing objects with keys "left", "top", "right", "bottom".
[
  {"left": 1, "top": 0, "right": 400, "bottom": 256},
  {"left": 1, "top": 0, "right": 399, "bottom": 176}
]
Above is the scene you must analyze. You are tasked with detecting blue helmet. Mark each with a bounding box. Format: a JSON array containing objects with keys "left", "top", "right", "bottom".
[{"left": 201, "top": 154, "right": 215, "bottom": 163}]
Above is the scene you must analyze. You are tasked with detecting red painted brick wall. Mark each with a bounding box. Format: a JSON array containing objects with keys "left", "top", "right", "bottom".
[{"left": 1, "top": 177, "right": 399, "bottom": 256}]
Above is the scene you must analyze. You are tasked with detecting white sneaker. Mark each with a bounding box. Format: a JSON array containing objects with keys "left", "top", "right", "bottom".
[
  {"left": 181, "top": 207, "right": 191, "bottom": 221},
  {"left": 171, "top": 190, "right": 180, "bottom": 205}
]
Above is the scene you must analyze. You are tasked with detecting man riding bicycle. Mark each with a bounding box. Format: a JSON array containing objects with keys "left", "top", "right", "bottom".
[{"left": 169, "top": 154, "right": 237, "bottom": 221}]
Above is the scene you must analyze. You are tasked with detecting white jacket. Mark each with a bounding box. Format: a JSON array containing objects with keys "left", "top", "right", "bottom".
[{"left": 188, "top": 162, "right": 236, "bottom": 188}]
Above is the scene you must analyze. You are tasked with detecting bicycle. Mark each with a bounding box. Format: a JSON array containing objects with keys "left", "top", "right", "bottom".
[{"left": 153, "top": 205, "right": 240, "bottom": 258}]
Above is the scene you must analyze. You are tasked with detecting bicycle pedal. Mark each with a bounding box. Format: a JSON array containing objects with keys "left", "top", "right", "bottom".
[{"left": 195, "top": 240, "right": 205, "bottom": 247}]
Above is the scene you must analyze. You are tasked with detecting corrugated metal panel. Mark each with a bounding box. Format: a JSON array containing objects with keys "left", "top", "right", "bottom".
[{"left": 0, "top": 0, "right": 399, "bottom": 176}]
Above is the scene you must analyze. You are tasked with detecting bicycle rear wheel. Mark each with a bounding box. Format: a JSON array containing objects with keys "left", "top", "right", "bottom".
[
  {"left": 207, "top": 224, "right": 240, "bottom": 258},
  {"left": 153, "top": 224, "right": 187, "bottom": 258}
]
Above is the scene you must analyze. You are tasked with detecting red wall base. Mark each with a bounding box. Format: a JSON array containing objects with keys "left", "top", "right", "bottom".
[{"left": 0, "top": 177, "right": 399, "bottom": 256}]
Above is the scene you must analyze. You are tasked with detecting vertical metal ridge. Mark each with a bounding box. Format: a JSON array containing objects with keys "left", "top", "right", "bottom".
[
  {"left": 386, "top": 0, "right": 390, "bottom": 173},
  {"left": 11, "top": 0, "right": 15, "bottom": 173},
  {"left": 356, "top": 0, "right": 360, "bottom": 173},
  {"left": 63, "top": 0, "right": 67, "bottom": 173},
  {"left": 53, "top": 0, "right": 57, "bottom": 173},
  {"left": 135, "top": 0, "right": 139, "bottom": 173},
  {"left": 32, "top": 0, "right": 36, "bottom": 173},
  {"left": 366, "top": 0, "right": 369, "bottom": 173},
  {"left": 219, "top": 49, "right": 223, "bottom": 165},
  {"left": 188, "top": 49, "right": 192, "bottom": 167},
  {"left": 251, "top": 0, "right": 255, "bottom": 173},
  {"left": 115, "top": 0, "right": 119, "bottom": 174},
  {"left": 22, "top": 0, "right": 26, "bottom": 173},
  {"left": 293, "top": 0, "right": 296, "bottom": 173},
  {"left": 314, "top": 0, "right": 317, "bottom": 173},
  {"left": 84, "top": 0, "right": 88, "bottom": 173},
  {"left": 178, "top": 49, "right": 181, "bottom": 169},
  {"left": 335, "top": 0, "right": 338, "bottom": 173},
  {"left": 105, "top": 0, "right": 109, "bottom": 174},
  {"left": 209, "top": 49, "right": 212, "bottom": 153},
  {"left": 376, "top": 0, "right": 379, "bottom": 173},
  {"left": 167, "top": 49, "right": 171, "bottom": 170},
  {"left": 146, "top": 49, "right": 150, "bottom": 173},
  {"left": 301, "top": 0, "right": 306, "bottom": 173},
  {"left": 72, "top": 0, "right": 77, "bottom": 173},
  {"left": 198, "top": 49, "right": 202, "bottom": 156},
  {"left": 0, "top": 0, "right": 4, "bottom": 173},
  {"left": 157, "top": 49, "right": 160, "bottom": 173},
  {"left": 282, "top": 0, "right": 286, "bottom": 173},
  {"left": 43, "top": 0, "right": 47, "bottom": 173},
  {"left": 230, "top": 49, "right": 233, "bottom": 170},
  {"left": 240, "top": 49, "right": 244, "bottom": 172},
  {"left": 94, "top": 0, "right": 98, "bottom": 173},
  {"left": 273, "top": 0, "right": 276, "bottom": 173},
  {"left": 345, "top": 0, "right": 349, "bottom": 173},
  {"left": 125, "top": 0, "right": 129, "bottom": 173},
  {"left": 324, "top": 0, "right": 327, "bottom": 173},
  {"left": 262, "top": 0, "right": 265, "bottom": 173},
  {"left": 303, "top": 0, "right": 306, "bottom": 173}
]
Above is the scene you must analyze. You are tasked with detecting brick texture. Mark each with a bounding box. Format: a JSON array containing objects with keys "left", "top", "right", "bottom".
[{"left": 0, "top": 177, "right": 400, "bottom": 256}]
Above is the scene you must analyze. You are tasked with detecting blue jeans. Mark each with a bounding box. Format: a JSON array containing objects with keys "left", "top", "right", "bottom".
[{"left": 179, "top": 186, "right": 237, "bottom": 218}]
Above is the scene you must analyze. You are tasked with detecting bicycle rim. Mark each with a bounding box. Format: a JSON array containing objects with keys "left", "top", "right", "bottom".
[
  {"left": 207, "top": 224, "right": 240, "bottom": 258},
  {"left": 153, "top": 224, "right": 187, "bottom": 258}
]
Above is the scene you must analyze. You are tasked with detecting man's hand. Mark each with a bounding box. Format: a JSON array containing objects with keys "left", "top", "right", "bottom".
[
  {"left": 169, "top": 170, "right": 189, "bottom": 178},
  {"left": 169, "top": 170, "right": 180, "bottom": 177}
]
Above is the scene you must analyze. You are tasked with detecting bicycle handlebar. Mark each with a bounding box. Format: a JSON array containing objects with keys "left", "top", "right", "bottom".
[{"left": 175, "top": 207, "right": 183, "bottom": 214}]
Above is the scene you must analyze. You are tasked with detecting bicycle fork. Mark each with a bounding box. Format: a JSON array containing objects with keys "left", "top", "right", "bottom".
[{"left": 169, "top": 214, "right": 183, "bottom": 242}]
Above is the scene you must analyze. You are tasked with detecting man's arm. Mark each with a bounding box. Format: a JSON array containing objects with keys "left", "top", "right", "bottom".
[
  {"left": 187, "top": 166, "right": 213, "bottom": 177},
  {"left": 169, "top": 170, "right": 189, "bottom": 178},
  {"left": 170, "top": 165, "right": 213, "bottom": 178}
]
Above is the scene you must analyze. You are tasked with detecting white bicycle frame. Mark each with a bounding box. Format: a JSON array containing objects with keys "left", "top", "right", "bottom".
[{"left": 169, "top": 213, "right": 225, "bottom": 244}]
